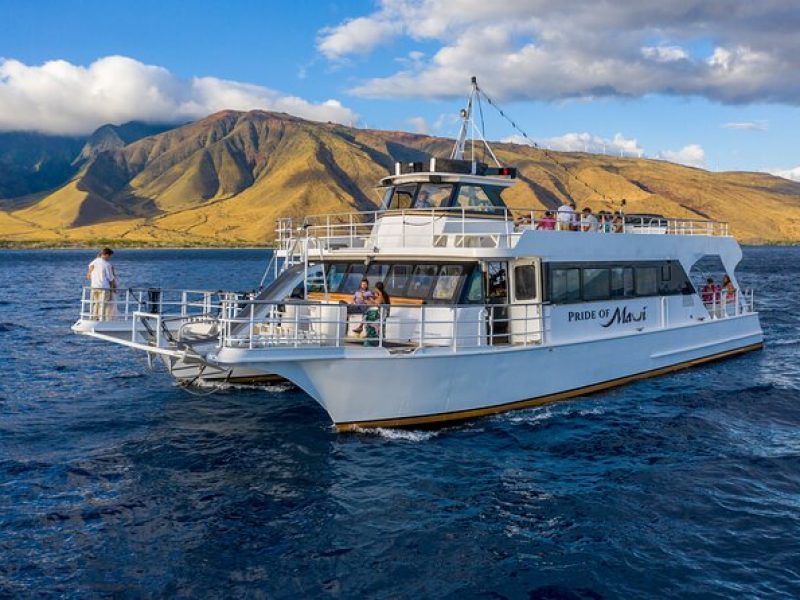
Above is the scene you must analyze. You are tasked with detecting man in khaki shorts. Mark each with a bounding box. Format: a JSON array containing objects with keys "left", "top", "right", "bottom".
[{"left": 86, "top": 248, "right": 117, "bottom": 320}]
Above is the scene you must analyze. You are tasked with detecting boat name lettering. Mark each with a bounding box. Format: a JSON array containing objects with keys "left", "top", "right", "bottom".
[
  {"left": 600, "top": 306, "right": 647, "bottom": 328},
  {"left": 567, "top": 306, "right": 648, "bottom": 327}
]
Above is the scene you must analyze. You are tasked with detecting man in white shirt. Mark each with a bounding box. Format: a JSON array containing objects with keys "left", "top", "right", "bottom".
[
  {"left": 580, "top": 207, "right": 599, "bottom": 232},
  {"left": 86, "top": 248, "right": 117, "bottom": 320},
  {"left": 556, "top": 201, "right": 576, "bottom": 231}
]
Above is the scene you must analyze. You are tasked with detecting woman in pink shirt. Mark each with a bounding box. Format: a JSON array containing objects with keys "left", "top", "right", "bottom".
[{"left": 536, "top": 211, "right": 556, "bottom": 230}]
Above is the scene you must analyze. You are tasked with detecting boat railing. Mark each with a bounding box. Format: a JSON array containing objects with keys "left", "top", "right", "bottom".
[
  {"left": 216, "top": 299, "right": 548, "bottom": 352},
  {"left": 275, "top": 208, "right": 730, "bottom": 253},
  {"left": 704, "top": 288, "right": 755, "bottom": 319},
  {"left": 78, "top": 286, "right": 250, "bottom": 323}
]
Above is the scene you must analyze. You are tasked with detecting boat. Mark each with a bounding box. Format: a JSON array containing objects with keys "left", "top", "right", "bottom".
[{"left": 72, "top": 78, "right": 763, "bottom": 430}]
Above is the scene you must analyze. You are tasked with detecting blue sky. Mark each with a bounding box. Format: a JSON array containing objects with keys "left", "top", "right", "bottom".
[{"left": 0, "top": 0, "right": 798, "bottom": 178}]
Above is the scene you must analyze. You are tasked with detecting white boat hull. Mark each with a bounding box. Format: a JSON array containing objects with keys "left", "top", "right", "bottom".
[{"left": 211, "top": 314, "right": 763, "bottom": 430}]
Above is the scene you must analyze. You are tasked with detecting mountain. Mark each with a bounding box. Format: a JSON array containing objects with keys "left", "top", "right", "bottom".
[
  {"left": 0, "top": 132, "right": 84, "bottom": 202},
  {"left": 1, "top": 110, "right": 799, "bottom": 246},
  {"left": 0, "top": 121, "right": 177, "bottom": 207}
]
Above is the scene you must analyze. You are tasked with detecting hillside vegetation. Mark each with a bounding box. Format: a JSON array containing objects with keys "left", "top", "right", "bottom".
[{"left": 1, "top": 110, "right": 799, "bottom": 246}]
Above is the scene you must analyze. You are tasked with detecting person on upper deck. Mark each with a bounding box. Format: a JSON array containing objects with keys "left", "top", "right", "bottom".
[
  {"left": 536, "top": 210, "right": 556, "bottom": 230},
  {"left": 580, "top": 208, "right": 599, "bottom": 232},
  {"left": 612, "top": 212, "right": 624, "bottom": 233},
  {"left": 557, "top": 201, "right": 575, "bottom": 231}
]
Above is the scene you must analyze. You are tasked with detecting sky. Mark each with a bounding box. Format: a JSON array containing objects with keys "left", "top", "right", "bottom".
[{"left": 0, "top": 0, "right": 798, "bottom": 179}]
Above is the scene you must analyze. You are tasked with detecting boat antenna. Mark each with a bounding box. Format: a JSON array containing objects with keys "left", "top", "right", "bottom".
[
  {"left": 450, "top": 77, "right": 477, "bottom": 160},
  {"left": 450, "top": 77, "right": 503, "bottom": 167}
]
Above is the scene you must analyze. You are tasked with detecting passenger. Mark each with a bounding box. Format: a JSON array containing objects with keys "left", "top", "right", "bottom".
[
  {"left": 556, "top": 201, "right": 575, "bottom": 231},
  {"left": 535, "top": 210, "right": 556, "bottom": 230},
  {"left": 350, "top": 278, "right": 373, "bottom": 334},
  {"left": 86, "top": 247, "right": 117, "bottom": 321},
  {"left": 363, "top": 285, "right": 389, "bottom": 345},
  {"left": 416, "top": 190, "right": 432, "bottom": 209},
  {"left": 700, "top": 277, "right": 721, "bottom": 311},
  {"left": 598, "top": 211, "right": 613, "bottom": 232},
  {"left": 612, "top": 212, "right": 624, "bottom": 233},
  {"left": 514, "top": 212, "right": 532, "bottom": 228},
  {"left": 580, "top": 207, "right": 599, "bottom": 232},
  {"left": 721, "top": 275, "right": 736, "bottom": 304}
]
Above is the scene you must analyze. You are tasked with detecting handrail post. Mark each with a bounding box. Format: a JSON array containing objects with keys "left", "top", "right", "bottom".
[
  {"left": 124, "top": 289, "right": 130, "bottom": 320},
  {"left": 181, "top": 291, "right": 187, "bottom": 317},
  {"left": 249, "top": 302, "right": 255, "bottom": 350},
  {"left": 419, "top": 305, "right": 425, "bottom": 348}
]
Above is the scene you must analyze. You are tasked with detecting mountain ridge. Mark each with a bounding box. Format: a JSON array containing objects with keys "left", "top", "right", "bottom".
[{"left": 1, "top": 110, "right": 799, "bottom": 246}]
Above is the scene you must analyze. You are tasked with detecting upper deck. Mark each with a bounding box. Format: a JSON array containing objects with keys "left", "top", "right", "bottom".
[{"left": 276, "top": 207, "right": 731, "bottom": 256}]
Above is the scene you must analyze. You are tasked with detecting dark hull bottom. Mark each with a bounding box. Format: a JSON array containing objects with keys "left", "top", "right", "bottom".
[{"left": 335, "top": 342, "right": 764, "bottom": 432}]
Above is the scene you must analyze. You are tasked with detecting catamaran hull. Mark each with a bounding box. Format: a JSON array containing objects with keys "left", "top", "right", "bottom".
[{"left": 211, "top": 314, "right": 763, "bottom": 430}]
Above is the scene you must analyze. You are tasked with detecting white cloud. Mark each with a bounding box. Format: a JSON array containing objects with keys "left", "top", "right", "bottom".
[
  {"left": 766, "top": 166, "right": 800, "bottom": 182},
  {"left": 641, "top": 45, "right": 689, "bottom": 63},
  {"left": 319, "top": 1, "right": 800, "bottom": 105},
  {"left": 406, "top": 116, "right": 430, "bottom": 134},
  {"left": 722, "top": 120, "right": 767, "bottom": 130},
  {"left": 658, "top": 144, "right": 706, "bottom": 168},
  {"left": 503, "top": 131, "right": 643, "bottom": 156},
  {"left": 0, "top": 55, "right": 358, "bottom": 135},
  {"left": 317, "top": 16, "right": 401, "bottom": 60}
]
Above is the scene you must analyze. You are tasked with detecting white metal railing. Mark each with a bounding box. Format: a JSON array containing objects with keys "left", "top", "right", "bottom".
[
  {"left": 216, "top": 299, "right": 547, "bottom": 351},
  {"left": 275, "top": 208, "right": 730, "bottom": 254},
  {"left": 703, "top": 288, "right": 755, "bottom": 320},
  {"left": 78, "top": 286, "right": 248, "bottom": 322}
]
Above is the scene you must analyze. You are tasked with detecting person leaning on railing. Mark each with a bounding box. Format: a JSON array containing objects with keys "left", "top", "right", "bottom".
[{"left": 86, "top": 247, "right": 117, "bottom": 321}]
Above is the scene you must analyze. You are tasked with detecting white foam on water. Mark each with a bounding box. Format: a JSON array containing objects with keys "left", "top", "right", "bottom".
[{"left": 353, "top": 427, "right": 443, "bottom": 441}]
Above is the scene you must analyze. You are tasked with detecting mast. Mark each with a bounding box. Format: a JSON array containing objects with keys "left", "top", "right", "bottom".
[{"left": 450, "top": 76, "right": 478, "bottom": 160}]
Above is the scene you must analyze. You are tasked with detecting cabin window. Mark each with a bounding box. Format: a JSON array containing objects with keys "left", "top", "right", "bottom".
[
  {"left": 415, "top": 183, "right": 453, "bottom": 209},
  {"left": 326, "top": 263, "right": 348, "bottom": 292},
  {"left": 610, "top": 267, "right": 635, "bottom": 298},
  {"left": 432, "top": 265, "right": 464, "bottom": 300},
  {"left": 453, "top": 185, "right": 503, "bottom": 213},
  {"left": 385, "top": 264, "right": 413, "bottom": 296},
  {"left": 514, "top": 265, "right": 537, "bottom": 301},
  {"left": 385, "top": 184, "right": 416, "bottom": 210},
  {"left": 339, "top": 264, "right": 368, "bottom": 293},
  {"left": 407, "top": 264, "right": 439, "bottom": 298},
  {"left": 551, "top": 268, "right": 581, "bottom": 303},
  {"left": 366, "top": 263, "right": 391, "bottom": 282},
  {"left": 582, "top": 268, "right": 610, "bottom": 301},
  {"left": 635, "top": 267, "right": 659, "bottom": 296},
  {"left": 462, "top": 267, "right": 484, "bottom": 304}
]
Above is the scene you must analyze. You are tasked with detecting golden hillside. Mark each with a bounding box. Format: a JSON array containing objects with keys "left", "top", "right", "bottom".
[{"left": 1, "top": 110, "right": 799, "bottom": 246}]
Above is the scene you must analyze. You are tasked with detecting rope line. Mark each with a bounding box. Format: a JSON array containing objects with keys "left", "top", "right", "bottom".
[{"left": 476, "top": 85, "right": 610, "bottom": 202}]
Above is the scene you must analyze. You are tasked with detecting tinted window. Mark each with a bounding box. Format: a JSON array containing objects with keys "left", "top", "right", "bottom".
[
  {"left": 366, "top": 263, "right": 390, "bottom": 283},
  {"left": 611, "top": 267, "right": 635, "bottom": 298},
  {"left": 326, "top": 263, "right": 348, "bottom": 292},
  {"left": 454, "top": 185, "right": 503, "bottom": 213},
  {"left": 551, "top": 268, "right": 581, "bottom": 303},
  {"left": 635, "top": 267, "right": 658, "bottom": 296},
  {"left": 432, "top": 265, "right": 463, "bottom": 300},
  {"left": 407, "top": 264, "right": 439, "bottom": 298},
  {"left": 514, "top": 265, "right": 537, "bottom": 301},
  {"left": 340, "top": 264, "right": 367, "bottom": 294},
  {"left": 385, "top": 264, "right": 413, "bottom": 296},
  {"left": 463, "top": 267, "right": 483, "bottom": 304},
  {"left": 385, "top": 184, "right": 416, "bottom": 210},
  {"left": 415, "top": 183, "right": 453, "bottom": 209},
  {"left": 582, "top": 268, "right": 610, "bottom": 301}
]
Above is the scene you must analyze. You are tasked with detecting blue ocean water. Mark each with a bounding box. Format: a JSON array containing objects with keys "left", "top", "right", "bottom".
[{"left": 1, "top": 247, "right": 799, "bottom": 598}]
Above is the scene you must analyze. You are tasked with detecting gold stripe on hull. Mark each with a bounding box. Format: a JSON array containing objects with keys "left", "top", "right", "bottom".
[{"left": 335, "top": 342, "right": 763, "bottom": 432}]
